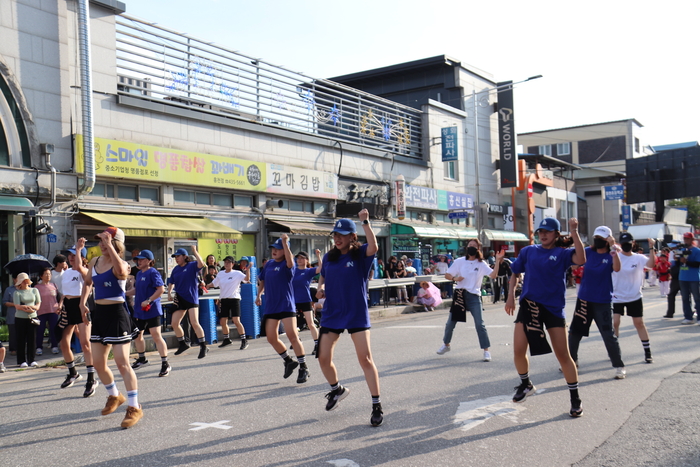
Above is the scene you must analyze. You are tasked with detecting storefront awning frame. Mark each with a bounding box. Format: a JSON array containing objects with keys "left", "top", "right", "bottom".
[
  {"left": 390, "top": 221, "right": 478, "bottom": 239},
  {"left": 82, "top": 212, "right": 241, "bottom": 239},
  {"left": 482, "top": 229, "right": 530, "bottom": 242},
  {"left": 0, "top": 195, "right": 34, "bottom": 212}
]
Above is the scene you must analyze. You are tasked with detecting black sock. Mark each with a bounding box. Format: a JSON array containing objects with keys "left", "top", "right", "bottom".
[
  {"left": 67, "top": 361, "right": 76, "bottom": 376},
  {"left": 138, "top": 352, "right": 145, "bottom": 360},
  {"left": 567, "top": 381, "right": 580, "bottom": 400},
  {"left": 86, "top": 365, "right": 95, "bottom": 382},
  {"left": 519, "top": 372, "right": 530, "bottom": 386},
  {"left": 372, "top": 395, "right": 381, "bottom": 405}
]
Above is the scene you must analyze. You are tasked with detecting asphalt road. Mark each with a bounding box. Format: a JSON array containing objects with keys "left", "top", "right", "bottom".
[{"left": 2, "top": 288, "right": 699, "bottom": 467}]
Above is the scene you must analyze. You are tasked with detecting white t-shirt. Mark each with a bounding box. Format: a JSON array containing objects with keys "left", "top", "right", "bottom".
[
  {"left": 51, "top": 269, "right": 64, "bottom": 295},
  {"left": 612, "top": 253, "right": 648, "bottom": 303},
  {"left": 446, "top": 257, "right": 494, "bottom": 295},
  {"left": 61, "top": 269, "right": 84, "bottom": 297},
  {"left": 211, "top": 270, "right": 246, "bottom": 299},
  {"left": 435, "top": 261, "right": 449, "bottom": 275}
]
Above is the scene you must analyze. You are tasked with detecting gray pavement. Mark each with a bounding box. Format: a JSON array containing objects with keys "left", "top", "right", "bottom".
[{"left": 1, "top": 287, "right": 699, "bottom": 466}]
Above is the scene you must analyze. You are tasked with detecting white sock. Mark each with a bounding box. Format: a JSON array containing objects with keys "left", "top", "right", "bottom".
[
  {"left": 127, "top": 390, "right": 139, "bottom": 408},
  {"left": 105, "top": 382, "right": 119, "bottom": 397}
]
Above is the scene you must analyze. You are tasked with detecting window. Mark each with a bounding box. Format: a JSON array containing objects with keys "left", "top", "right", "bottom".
[
  {"left": 212, "top": 193, "right": 232, "bottom": 207},
  {"left": 445, "top": 161, "right": 456, "bottom": 180},
  {"left": 289, "top": 200, "right": 304, "bottom": 212},
  {"left": 140, "top": 186, "right": 159, "bottom": 201},
  {"left": 117, "top": 185, "right": 137, "bottom": 201},
  {"left": 556, "top": 142, "right": 570, "bottom": 156},
  {"left": 313, "top": 202, "right": 326, "bottom": 215},
  {"left": 234, "top": 195, "right": 252, "bottom": 208},
  {"left": 90, "top": 183, "right": 106, "bottom": 197},
  {"left": 547, "top": 196, "right": 553, "bottom": 208},
  {"left": 635, "top": 137, "right": 640, "bottom": 153},
  {"left": 538, "top": 145, "right": 552, "bottom": 156},
  {"left": 487, "top": 217, "right": 496, "bottom": 228},
  {"left": 89, "top": 183, "right": 155, "bottom": 202},
  {"left": 567, "top": 201, "right": 575, "bottom": 221},
  {"left": 174, "top": 190, "right": 194, "bottom": 203},
  {"left": 195, "top": 192, "right": 210, "bottom": 205}
]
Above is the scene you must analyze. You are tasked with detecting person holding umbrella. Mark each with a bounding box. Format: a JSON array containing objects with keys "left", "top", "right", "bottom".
[
  {"left": 13, "top": 272, "right": 41, "bottom": 368},
  {"left": 80, "top": 227, "right": 142, "bottom": 428}
]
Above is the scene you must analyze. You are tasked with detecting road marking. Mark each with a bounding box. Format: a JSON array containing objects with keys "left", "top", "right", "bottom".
[
  {"left": 453, "top": 395, "right": 527, "bottom": 431},
  {"left": 188, "top": 420, "right": 233, "bottom": 431},
  {"left": 327, "top": 460, "right": 360, "bottom": 467}
]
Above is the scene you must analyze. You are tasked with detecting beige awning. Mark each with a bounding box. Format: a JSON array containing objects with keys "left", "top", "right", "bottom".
[{"left": 82, "top": 212, "right": 241, "bottom": 239}]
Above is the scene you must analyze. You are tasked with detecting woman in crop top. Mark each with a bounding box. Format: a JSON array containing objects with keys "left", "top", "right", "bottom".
[
  {"left": 58, "top": 238, "right": 99, "bottom": 396},
  {"left": 80, "top": 226, "right": 142, "bottom": 429}
]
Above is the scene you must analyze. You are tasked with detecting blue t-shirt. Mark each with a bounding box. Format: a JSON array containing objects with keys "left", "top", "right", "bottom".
[
  {"left": 320, "top": 243, "right": 376, "bottom": 329},
  {"left": 167, "top": 261, "right": 200, "bottom": 304},
  {"left": 293, "top": 268, "right": 317, "bottom": 304},
  {"left": 259, "top": 259, "right": 296, "bottom": 315},
  {"left": 678, "top": 246, "right": 700, "bottom": 282},
  {"left": 578, "top": 247, "right": 614, "bottom": 303},
  {"left": 134, "top": 267, "right": 164, "bottom": 319},
  {"left": 510, "top": 244, "right": 576, "bottom": 317}
]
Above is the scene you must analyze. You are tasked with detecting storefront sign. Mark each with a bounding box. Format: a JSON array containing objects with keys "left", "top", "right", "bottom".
[
  {"left": 338, "top": 181, "right": 389, "bottom": 204},
  {"left": 392, "top": 237, "right": 419, "bottom": 252},
  {"left": 488, "top": 204, "right": 505, "bottom": 214},
  {"left": 267, "top": 164, "right": 338, "bottom": 199},
  {"left": 441, "top": 126, "right": 458, "bottom": 162},
  {"left": 497, "top": 81, "right": 518, "bottom": 188},
  {"left": 198, "top": 235, "right": 255, "bottom": 263},
  {"left": 604, "top": 185, "right": 625, "bottom": 201},
  {"left": 446, "top": 191, "right": 474, "bottom": 211},
  {"left": 621, "top": 205, "right": 631, "bottom": 230},
  {"left": 395, "top": 176, "right": 406, "bottom": 220},
  {"left": 405, "top": 184, "right": 438, "bottom": 209}
]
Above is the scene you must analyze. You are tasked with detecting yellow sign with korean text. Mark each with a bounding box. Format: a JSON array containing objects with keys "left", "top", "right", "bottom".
[
  {"left": 75, "top": 135, "right": 266, "bottom": 191},
  {"left": 198, "top": 235, "right": 256, "bottom": 264}
]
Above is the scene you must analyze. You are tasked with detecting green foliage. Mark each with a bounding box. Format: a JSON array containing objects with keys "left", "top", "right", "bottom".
[{"left": 668, "top": 197, "right": 700, "bottom": 228}]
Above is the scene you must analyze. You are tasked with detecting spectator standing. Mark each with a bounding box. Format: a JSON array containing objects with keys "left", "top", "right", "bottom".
[
  {"left": 51, "top": 254, "right": 67, "bottom": 296},
  {"left": 655, "top": 249, "right": 671, "bottom": 297},
  {"left": 35, "top": 267, "right": 62, "bottom": 355},
  {"left": 3, "top": 276, "right": 18, "bottom": 355},
  {"left": 678, "top": 232, "right": 700, "bottom": 324},
  {"left": 664, "top": 243, "right": 682, "bottom": 318},
  {"left": 13, "top": 272, "right": 41, "bottom": 368}
]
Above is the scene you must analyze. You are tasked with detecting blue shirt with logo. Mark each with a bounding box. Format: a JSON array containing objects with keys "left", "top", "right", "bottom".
[
  {"left": 678, "top": 246, "right": 700, "bottom": 282},
  {"left": 293, "top": 268, "right": 317, "bottom": 304},
  {"left": 134, "top": 267, "right": 164, "bottom": 319},
  {"left": 259, "top": 259, "right": 296, "bottom": 315},
  {"left": 320, "top": 243, "right": 375, "bottom": 329},
  {"left": 510, "top": 244, "right": 576, "bottom": 317},
  {"left": 167, "top": 260, "right": 200, "bottom": 304},
  {"left": 578, "top": 247, "right": 613, "bottom": 303}
]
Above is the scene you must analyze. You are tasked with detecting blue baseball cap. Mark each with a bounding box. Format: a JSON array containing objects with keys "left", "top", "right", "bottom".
[
  {"left": 537, "top": 218, "right": 561, "bottom": 232},
  {"left": 67, "top": 245, "right": 88, "bottom": 258},
  {"left": 172, "top": 247, "right": 189, "bottom": 257},
  {"left": 331, "top": 218, "right": 357, "bottom": 235},
  {"left": 134, "top": 249, "right": 154, "bottom": 261},
  {"left": 270, "top": 238, "right": 289, "bottom": 250}
]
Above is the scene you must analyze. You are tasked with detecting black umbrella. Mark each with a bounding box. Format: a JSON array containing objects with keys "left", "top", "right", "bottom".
[{"left": 4, "top": 254, "right": 53, "bottom": 276}]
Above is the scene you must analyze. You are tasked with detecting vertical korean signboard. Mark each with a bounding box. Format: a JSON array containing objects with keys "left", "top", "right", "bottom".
[
  {"left": 395, "top": 175, "right": 406, "bottom": 220},
  {"left": 497, "top": 81, "right": 518, "bottom": 188},
  {"left": 441, "top": 126, "right": 458, "bottom": 162}
]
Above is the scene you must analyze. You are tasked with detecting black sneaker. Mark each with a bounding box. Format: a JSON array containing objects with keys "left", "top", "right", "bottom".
[
  {"left": 174, "top": 341, "right": 190, "bottom": 356},
  {"left": 283, "top": 360, "right": 299, "bottom": 379},
  {"left": 297, "top": 366, "right": 310, "bottom": 384},
  {"left": 240, "top": 339, "right": 249, "bottom": 350},
  {"left": 218, "top": 338, "right": 232, "bottom": 348},
  {"left": 325, "top": 385, "right": 349, "bottom": 411},
  {"left": 570, "top": 398, "right": 583, "bottom": 417},
  {"left": 131, "top": 358, "right": 149, "bottom": 370},
  {"left": 61, "top": 373, "right": 83, "bottom": 389},
  {"left": 83, "top": 379, "right": 99, "bottom": 398},
  {"left": 645, "top": 352, "right": 653, "bottom": 363},
  {"left": 663, "top": 313, "right": 674, "bottom": 318},
  {"left": 371, "top": 403, "right": 384, "bottom": 427},
  {"left": 512, "top": 382, "right": 536, "bottom": 402},
  {"left": 198, "top": 345, "right": 209, "bottom": 359},
  {"left": 159, "top": 362, "right": 172, "bottom": 377}
]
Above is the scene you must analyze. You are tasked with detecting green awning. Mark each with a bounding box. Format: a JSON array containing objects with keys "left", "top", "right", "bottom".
[
  {"left": 391, "top": 221, "right": 478, "bottom": 239},
  {"left": 0, "top": 195, "right": 33, "bottom": 212},
  {"left": 483, "top": 229, "right": 530, "bottom": 242},
  {"left": 82, "top": 212, "right": 241, "bottom": 239}
]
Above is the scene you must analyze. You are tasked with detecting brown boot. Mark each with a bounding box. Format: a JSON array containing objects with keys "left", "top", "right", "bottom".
[
  {"left": 102, "top": 393, "right": 126, "bottom": 415},
  {"left": 121, "top": 405, "right": 143, "bottom": 428}
]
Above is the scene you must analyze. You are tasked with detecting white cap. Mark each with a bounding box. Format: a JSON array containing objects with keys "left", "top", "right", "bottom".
[{"left": 593, "top": 226, "right": 612, "bottom": 238}]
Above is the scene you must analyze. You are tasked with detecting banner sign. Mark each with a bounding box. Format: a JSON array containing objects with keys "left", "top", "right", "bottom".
[
  {"left": 621, "top": 205, "right": 631, "bottom": 230},
  {"left": 405, "top": 184, "right": 438, "bottom": 209},
  {"left": 395, "top": 177, "right": 406, "bottom": 220},
  {"left": 446, "top": 191, "right": 474, "bottom": 211},
  {"left": 267, "top": 164, "right": 337, "bottom": 199},
  {"left": 497, "top": 81, "right": 518, "bottom": 188},
  {"left": 604, "top": 185, "right": 625, "bottom": 201},
  {"left": 441, "top": 126, "right": 458, "bottom": 162}
]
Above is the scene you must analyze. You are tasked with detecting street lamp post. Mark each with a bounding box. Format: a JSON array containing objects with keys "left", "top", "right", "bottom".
[{"left": 466, "top": 75, "right": 542, "bottom": 243}]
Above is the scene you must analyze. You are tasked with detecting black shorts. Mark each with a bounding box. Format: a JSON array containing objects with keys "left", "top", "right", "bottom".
[
  {"left": 64, "top": 297, "right": 83, "bottom": 325},
  {"left": 613, "top": 298, "right": 644, "bottom": 317},
  {"left": 264, "top": 311, "right": 296, "bottom": 320},
  {"left": 174, "top": 296, "right": 198, "bottom": 311},
  {"left": 135, "top": 315, "right": 162, "bottom": 332},
  {"left": 296, "top": 302, "right": 312, "bottom": 313},
  {"left": 319, "top": 326, "right": 370, "bottom": 335},
  {"left": 515, "top": 300, "right": 567, "bottom": 329},
  {"left": 218, "top": 298, "right": 241, "bottom": 319},
  {"left": 90, "top": 303, "right": 139, "bottom": 345}
]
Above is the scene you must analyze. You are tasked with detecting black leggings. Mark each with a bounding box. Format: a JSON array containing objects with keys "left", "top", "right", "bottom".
[{"left": 15, "top": 318, "right": 36, "bottom": 365}]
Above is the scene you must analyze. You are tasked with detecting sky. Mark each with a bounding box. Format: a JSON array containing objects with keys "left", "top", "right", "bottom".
[{"left": 125, "top": 0, "right": 699, "bottom": 147}]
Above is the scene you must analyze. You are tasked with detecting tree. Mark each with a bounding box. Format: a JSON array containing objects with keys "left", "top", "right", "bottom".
[{"left": 668, "top": 197, "right": 700, "bottom": 228}]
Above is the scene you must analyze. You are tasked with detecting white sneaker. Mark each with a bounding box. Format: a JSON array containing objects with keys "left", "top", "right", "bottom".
[
  {"left": 483, "top": 350, "right": 492, "bottom": 362},
  {"left": 51, "top": 347, "right": 59, "bottom": 354},
  {"left": 29, "top": 361, "right": 38, "bottom": 368},
  {"left": 36, "top": 348, "right": 43, "bottom": 356},
  {"left": 20, "top": 362, "right": 28, "bottom": 368},
  {"left": 436, "top": 344, "right": 451, "bottom": 355},
  {"left": 614, "top": 367, "right": 626, "bottom": 379},
  {"left": 681, "top": 319, "right": 695, "bottom": 325}
]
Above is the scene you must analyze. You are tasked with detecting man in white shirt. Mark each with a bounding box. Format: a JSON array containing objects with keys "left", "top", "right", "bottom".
[
  {"left": 211, "top": 256, "right": 250, "bottom": 349},
  {"left": 51, "top": 254, "right": 67, "bottom": 296}
]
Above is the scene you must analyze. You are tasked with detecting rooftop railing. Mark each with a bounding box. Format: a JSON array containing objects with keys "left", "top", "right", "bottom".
[{"left": 115, "top": 15, "right": 423, "bottom": 158}]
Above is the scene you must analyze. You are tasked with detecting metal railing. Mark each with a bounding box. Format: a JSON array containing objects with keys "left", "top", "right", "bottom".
[{"left": 115, "top": 15, "right": 423, "bottom": 158}]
